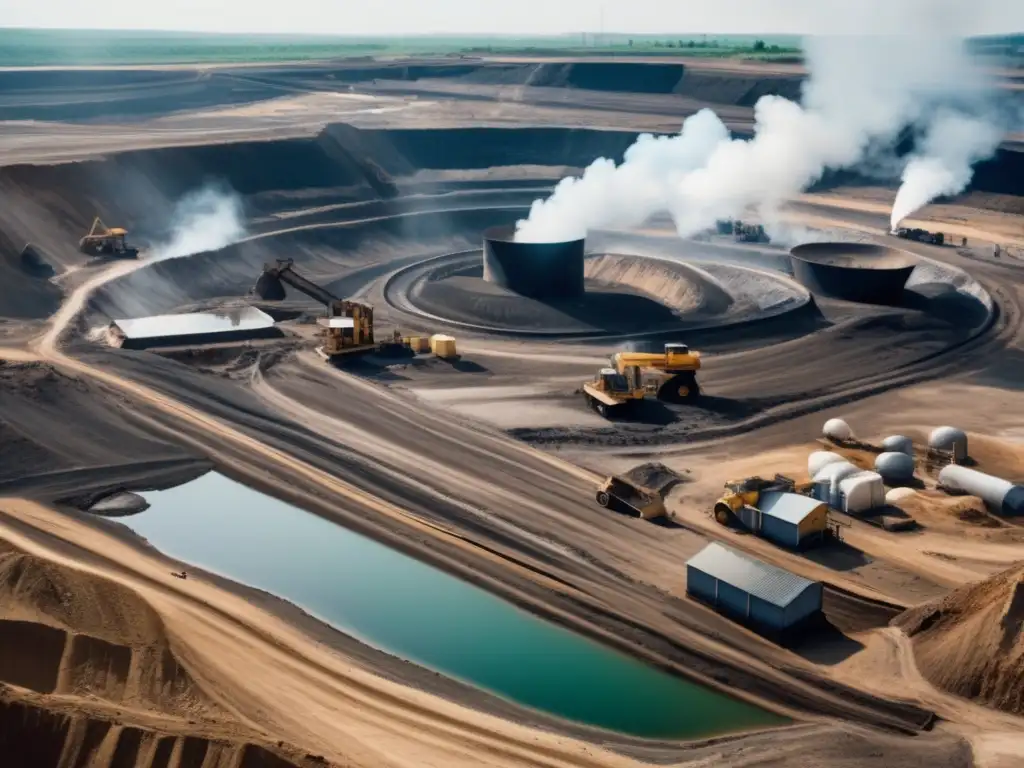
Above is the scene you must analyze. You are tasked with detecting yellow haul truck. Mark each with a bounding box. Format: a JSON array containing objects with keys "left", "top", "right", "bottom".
[
  {"left": 581, "top": 367, "right": 646, "bottom": 417},
  {"left": 610, "top": 343, "right": 702, "bottom": 403}
]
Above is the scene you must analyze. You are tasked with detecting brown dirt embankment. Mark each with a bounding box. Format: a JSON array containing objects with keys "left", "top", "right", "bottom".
[{"left": 895, "top": 562, "right": 1024, "bottom": 715}]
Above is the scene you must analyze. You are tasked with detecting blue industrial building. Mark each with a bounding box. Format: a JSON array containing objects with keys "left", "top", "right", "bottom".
[
  {"left": 734, "top": 491, "right": 829, "bottom": 549},
  {"left": 686, "top": 543, "right": 823, "bottom": 635}
]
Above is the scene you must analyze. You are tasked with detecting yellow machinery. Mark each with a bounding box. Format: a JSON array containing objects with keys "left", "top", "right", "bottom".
[
  {"left": 610, "top": 343, "right": 702, "bottom": 403},
  {"left": 78, "top": 217, "right": 139, "bottom": 259},
  {"left": 254, "top": 259, "right": 403, "bottom": 361},
  {"left": 595, "top": 475, "right": 666, "bottom": 520},
  {"left": 713, "top": 475, "right": 797, "bottom": 525},
  {"left": 582, "top": 367, "right": 646, "bottom": 417}
]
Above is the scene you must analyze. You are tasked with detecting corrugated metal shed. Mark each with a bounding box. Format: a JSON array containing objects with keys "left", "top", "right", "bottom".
[
  {"left": 687, "top": 543, "right": 816, "bottom": 608},
  {"left": 686, "top": 543, "right": 823, "bottom": 634},
  {"left": 759, "top": 492, "right": 821, "bottom": 525},
  {"left": 110, "top": 307, "right": 279, "bottom": 350}
]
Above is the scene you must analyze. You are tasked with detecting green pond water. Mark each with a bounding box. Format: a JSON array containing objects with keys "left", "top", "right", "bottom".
[{"left": 132, "top": 472, "right": 784, "bottom": 739}]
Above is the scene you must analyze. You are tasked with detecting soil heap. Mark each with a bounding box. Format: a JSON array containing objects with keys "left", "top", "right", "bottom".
[{"left": 894, "top": 562, "right": 1024, "bottom": 714}]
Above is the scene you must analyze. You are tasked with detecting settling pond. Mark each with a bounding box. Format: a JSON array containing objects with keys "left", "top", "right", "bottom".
[{"left": 129, "top": 472, "right": 785, "bottom": 739}]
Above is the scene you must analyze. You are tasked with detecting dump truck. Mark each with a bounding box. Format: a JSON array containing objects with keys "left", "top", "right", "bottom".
[
  {"left": 610, "top": 343, "right": 702, "bottom": 403},
  {"left": 582, "top": 366, "right": 646, "bottom": 417},
  {"left": 253, "top": 259, "right": 408, "bottom": 361},
  {"left": 595, "top": 463, "right": 685, "bottom": 520},
  {"left": 78, "top": 217, "right": 139, "bottom": 259}
]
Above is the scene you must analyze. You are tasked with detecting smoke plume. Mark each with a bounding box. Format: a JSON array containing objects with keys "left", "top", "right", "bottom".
[
  {"left": 515, "top": 30, "right": 1007, "bottom": 244},
  {"left": 890, "top": 109, "right": 1006, "bottom": 228},
  {"left": 149, "top": 184, "right": 246, "bottom": 261}
]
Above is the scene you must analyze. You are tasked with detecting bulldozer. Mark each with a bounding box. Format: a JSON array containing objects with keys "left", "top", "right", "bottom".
[
  {"left": 581, "top": 366, "right": 646, "bottom": 417},
  {"left": 254, "top": 258, "right": 404, "bottom": 361},
  {"left": 712, "top": 475, "right": 797, "bottom": 525},
  {"left": 78, "top": 217, "right": 139, "bottom": 259},
  {"left": 610, "top": 343, "right": 702, "bottom": 403}
]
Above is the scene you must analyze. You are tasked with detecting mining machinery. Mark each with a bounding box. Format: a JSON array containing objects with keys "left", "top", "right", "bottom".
[
  {"left": 891, "top": 227, "right": 944, "bottom": 245},
  {"left": 610, "top": 343, "right": 702, "bottom": 403},
  {"left": 253, "top": 258, "right": 400, "bottom": 361},
  {"left": 581, "top": 366, "right": 646, "bottom": 417},
  {"left": 712, "top": 475, "right": 798, "bottom": 525},
  {"left": 78, "top": 217, "right": 139, "bottom": 259}
]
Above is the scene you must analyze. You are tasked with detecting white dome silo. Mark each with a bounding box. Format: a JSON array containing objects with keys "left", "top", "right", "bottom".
[
  {"left": 874, "top": 452, "right": 916, "bottom": 483},
  {"left": 882, "top": 435, "right": 914, "bottom": 456},
  {"left": 838, "top": 471, "right": 886, "bottom": 513},
  {"left": 808, "top": 451, "right": 846, "bottom": 477},
  {"left": 813, "top": 461, "right": 862, "bottom": 508},
  {"left": 823, "top": 418, "right": 853, "bottom": 443},
  {"left": 929, "top": 426, "right": 968, "bottom": 463}
]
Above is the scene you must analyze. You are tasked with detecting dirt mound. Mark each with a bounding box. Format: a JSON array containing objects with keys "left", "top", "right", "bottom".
[
  {"left": 894, "top": 562, "right": 1024, "bottom": 714},
  {"left": 584, "top": 253, "right": 733, "bottom": 315},
  {"left": 0, "top": 236, "right": 63, "bottom": 320},
  {"left": 0, "top": 542, "right": 220, "bottom": 718},
  {"left": 620, "top": 463, "right": 688, "bottom": 495}
]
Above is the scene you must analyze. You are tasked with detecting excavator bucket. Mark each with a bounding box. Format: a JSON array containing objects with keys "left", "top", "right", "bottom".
[{"left": 253, "top": 272, "right": 286, "bottom": 301}]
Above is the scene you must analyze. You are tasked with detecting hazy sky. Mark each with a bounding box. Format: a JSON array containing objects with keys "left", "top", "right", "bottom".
[{"left": 1, "top": 0, "right": 1021, "bottom": 36}]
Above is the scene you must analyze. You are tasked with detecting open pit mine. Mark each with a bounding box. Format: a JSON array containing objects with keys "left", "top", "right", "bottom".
[{"left": 1, "top": 40, "right": 1023, "bottom": 768}]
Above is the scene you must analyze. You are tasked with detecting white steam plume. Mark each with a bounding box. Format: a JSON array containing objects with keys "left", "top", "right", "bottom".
[
  {"left": 890, "top": 109, "right": 1006, "bottom": 228},
  {"left": 515, "top": 29, "right": 1003, "bottom": 244},
  {"left": 514, "top": 110, "right": 729, "bottom": 243},
  {"left": 149, "top": 184, "right": 246, "bottom": 262}
]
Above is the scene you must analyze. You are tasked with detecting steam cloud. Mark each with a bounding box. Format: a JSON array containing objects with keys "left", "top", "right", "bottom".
[
  {"left": 515, "top": 32, "right": 1010, "bottom": 244},
  {"left": 149, "top": 184, "right": 246, "bottom": 261}
]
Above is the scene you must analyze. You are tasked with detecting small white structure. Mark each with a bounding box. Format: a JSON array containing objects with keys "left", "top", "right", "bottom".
[
  {"left": 808, "top": 451, "right": 846, "bottom": 478},
  {"left": 812, "top": 461, "right": 862, "bottom": 508},
  {"left": 885, "top": 487, "right": 917, "bottom": 505},
  {"left": 929, "top": 426, "right": 969, "bottom": 463},
  {"left": 881, "top": 435, "right": 914, "bottom": 456},
  {"left": 875, "top": 452, "right": 916, "bottom": 483},
  {"left": 837, "top": 471, "right": 886, "bottom": 513},
  {"left": 823, "top": 418, "right": 853, "bottom": 443}
]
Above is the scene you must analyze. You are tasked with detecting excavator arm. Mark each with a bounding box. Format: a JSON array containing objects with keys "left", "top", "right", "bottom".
[{"left": 254, "top": 258, "right": 340, "bottom": 309}]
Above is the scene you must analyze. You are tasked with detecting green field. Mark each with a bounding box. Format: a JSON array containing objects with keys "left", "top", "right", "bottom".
[{"left": 0, "top": 28, "right": 804, "bottom": 67}]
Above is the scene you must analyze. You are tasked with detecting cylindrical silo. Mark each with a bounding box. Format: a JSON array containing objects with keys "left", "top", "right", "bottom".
[
  {"left": 874, "top": 452, "right": 916, "bottom": 483},
  {"left": 824, "top": 418, "right": 853, "bottom": 443},
  {"left": 938, "top": 465, "right": 1024, "bottom": 516},
  {"left": 882, "top": 435, "right": 914, "bottom": 456},
  {"left": 813, "top": 461, "right": 861, "bottom": 508},
  {"left": 929, "top": 426, "right": 969, "bottom": 464},
  {"left": 838, "top": 471, "right": 885, "bottom": 513},
  {"left": 809, "top": 451, "right": 845, "bottom": 477}
]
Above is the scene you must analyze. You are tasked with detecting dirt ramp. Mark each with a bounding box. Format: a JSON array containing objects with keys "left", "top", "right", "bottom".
[{"left": 895, "top": 562, "right": 1024, "bottom": 715}]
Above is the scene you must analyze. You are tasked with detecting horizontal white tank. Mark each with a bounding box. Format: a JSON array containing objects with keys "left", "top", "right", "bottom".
[
  {"left": 882, "top": 435, "right": 914, "bottom": 456},
  {"left": 838, "top": 471, "right": 886, "bottom": 513},
  {"left": 875, "top": 452, "right": 916, "bottom": 483},
  {"left": 824, "top": 418, "right": 853, "bottom": 442},
  {"left": 938, "top": 465, "right": 1024, "bottom": 516},
  {"left": 808, "top": 451, "right": 846, "bottom": 477},
  {"left": 929, "top": 426, "right": 968, "bottom": 463}
]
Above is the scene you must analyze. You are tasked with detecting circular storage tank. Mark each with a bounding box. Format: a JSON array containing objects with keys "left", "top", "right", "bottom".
[
  {"left": 929, "top": 426, "right": 969, "bottom": 463},
  {"left": 809, "top": 451, "right": 846, "bottom": 477},
  {"left": 823, "top": 418, "right": 854, "bottom": 443},
  {"left": 882, "top": 435, "right": 914, "bottom": 456},
  {"left": 483, "top": 225, "right": 585, "bottom": 300},
  {"left": 790, "top": 243, "right": 917, "bottom": 304},
  {"left": 875, "top": 452, "right": 916, "bottom": 483}
]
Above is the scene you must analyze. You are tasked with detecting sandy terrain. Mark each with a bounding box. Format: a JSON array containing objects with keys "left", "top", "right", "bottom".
[{"left": 1, "top": 52, "right": 1024, "bottom": 767}]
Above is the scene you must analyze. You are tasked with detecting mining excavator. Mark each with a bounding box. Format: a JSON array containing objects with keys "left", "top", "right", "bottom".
[
  {"left": 253, "top": 258, "right": 401, "bottom": 361},
  {"left": 78, "top": 217, "right": 139, "bottom": 259},
  {"left": 610, "top": 343, "right": 702, "bottom": 403}
]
